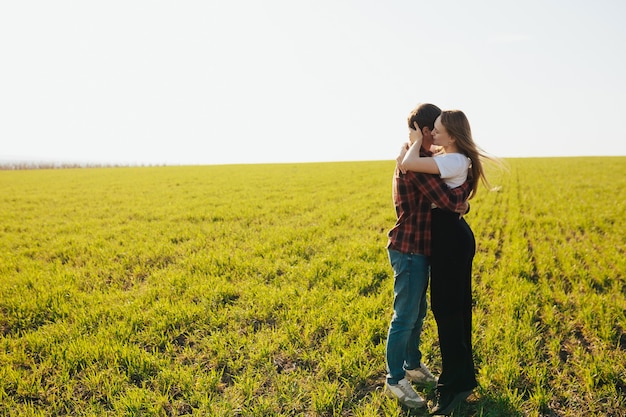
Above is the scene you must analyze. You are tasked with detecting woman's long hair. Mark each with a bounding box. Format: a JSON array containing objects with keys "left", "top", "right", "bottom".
[{"left": 440, "top": 110, "right": 493, "bottom": 199}]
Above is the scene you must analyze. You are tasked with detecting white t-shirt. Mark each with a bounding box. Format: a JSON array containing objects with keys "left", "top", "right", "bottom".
[{"left": 433, "top": 153, "right": 470, "bottom": 188}]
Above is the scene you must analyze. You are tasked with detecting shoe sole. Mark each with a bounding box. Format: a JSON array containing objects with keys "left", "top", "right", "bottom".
[
  {"left": 384, "top": 387, "right": 426, "bottom": 409},
  {"left": 430, "top": 389, "right": 472, "bottom": 415}
]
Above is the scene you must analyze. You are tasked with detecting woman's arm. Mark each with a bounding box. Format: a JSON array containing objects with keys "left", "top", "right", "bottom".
[{"left": 399, "top": 128, "right": 440, "bottom": 174}]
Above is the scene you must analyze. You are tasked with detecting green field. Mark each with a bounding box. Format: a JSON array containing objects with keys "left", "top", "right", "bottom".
[{"left": 1, "top": 157, "right": 625, "bottom": 416}]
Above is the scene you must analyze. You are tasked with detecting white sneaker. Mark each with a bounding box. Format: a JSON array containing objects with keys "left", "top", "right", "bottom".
[
  {"left": 385, "top": 378, "right": 425, "bottom": 408},
  {"left": 405, "top": 363, "right": 438, "bottom": 385}
]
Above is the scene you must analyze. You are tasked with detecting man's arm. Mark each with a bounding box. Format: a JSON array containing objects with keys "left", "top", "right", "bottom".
[{"left": 406, "top": 171, "right": 471, "bottom": 213}]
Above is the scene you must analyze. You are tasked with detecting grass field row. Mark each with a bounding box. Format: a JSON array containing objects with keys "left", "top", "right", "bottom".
[{"left": 1, "top": 157, "right": 625, "bottom": 416}]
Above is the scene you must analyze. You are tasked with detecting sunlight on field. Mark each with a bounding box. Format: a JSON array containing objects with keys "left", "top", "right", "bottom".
[{"left": 1, "top": 158, "right": 625, "bottom": 416}]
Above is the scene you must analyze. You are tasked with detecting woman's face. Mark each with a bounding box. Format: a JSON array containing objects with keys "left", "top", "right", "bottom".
[{"left": 432, "top": 116, "right": 454, "bottom": 147}]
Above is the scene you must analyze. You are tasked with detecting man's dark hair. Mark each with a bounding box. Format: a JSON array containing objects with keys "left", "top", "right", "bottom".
[{"left": 407, "top": 103, "right": 442, "bottom": 131}]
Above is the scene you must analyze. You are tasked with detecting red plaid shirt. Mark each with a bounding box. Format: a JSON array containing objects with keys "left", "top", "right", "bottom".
[{"left": 387, "top": 148, "right": 471, "bottom": 256}]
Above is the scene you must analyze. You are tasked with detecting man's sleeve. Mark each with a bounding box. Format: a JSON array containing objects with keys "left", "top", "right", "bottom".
[{"left": 407, "top": 171, "right": 471, "bottom": 212}]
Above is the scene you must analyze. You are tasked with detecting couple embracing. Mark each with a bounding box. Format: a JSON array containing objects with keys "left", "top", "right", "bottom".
[{"left": 385, "top": 103, "right": 491, "bottom": 415}]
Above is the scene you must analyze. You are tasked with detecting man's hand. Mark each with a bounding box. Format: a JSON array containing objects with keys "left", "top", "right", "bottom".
[{"left": 455, "top": 201, "right": 470, "bottom": 218}]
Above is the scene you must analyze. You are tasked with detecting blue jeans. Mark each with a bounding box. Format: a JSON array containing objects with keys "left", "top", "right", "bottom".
[{"left": 386, "top": 248, "right": 429, "bottom": 384}]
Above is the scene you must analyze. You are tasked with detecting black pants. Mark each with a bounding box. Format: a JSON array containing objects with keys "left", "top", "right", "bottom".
[{"left": 430, "top": 209, "right": 478, "bottom": 394}]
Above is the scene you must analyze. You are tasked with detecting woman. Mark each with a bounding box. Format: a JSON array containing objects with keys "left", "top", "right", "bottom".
[{"left": 398, "top": 110, "right": 491, "bottom": 415}]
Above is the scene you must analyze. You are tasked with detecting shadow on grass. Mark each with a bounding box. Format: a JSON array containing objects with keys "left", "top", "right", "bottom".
[
  {"left": 392, "top": 391, "right": 524, "bottom": 417},
  {"left": 454, "top": 392, "right": 524, "bottom": 417},
  {"left": 360, "top": 375, "right": 523, "bottom": 416}
]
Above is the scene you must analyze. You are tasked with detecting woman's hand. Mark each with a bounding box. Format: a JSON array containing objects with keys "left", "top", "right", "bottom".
[
  {"left": 400, "top": 127, "right": 441, "bottom": 175},
  {"left": 409, "top": 122, "right": 423, "bottom": 145}
]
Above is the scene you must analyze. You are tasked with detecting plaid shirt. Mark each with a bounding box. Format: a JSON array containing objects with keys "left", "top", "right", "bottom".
[{"left": 387, "top": 148, "right": 471, "bottom": 256}]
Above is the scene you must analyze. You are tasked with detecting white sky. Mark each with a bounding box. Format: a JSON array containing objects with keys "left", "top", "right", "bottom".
[{"left": 1, "top": 0, "right": 625, "bottom": 166}]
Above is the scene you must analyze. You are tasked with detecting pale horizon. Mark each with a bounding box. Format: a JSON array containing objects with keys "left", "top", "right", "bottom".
[{"left": 2, "top": 0, "right": 625, "bottom": 166}]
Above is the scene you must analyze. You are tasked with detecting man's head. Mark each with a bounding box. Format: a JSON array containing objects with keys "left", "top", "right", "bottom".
[{"left": 407, "top": 103, "right": 441, "bottom": 147}]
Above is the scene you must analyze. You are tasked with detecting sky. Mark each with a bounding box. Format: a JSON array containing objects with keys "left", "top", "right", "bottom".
[{"left": 1, "top": 0, "right": 625, "bottom": 166}]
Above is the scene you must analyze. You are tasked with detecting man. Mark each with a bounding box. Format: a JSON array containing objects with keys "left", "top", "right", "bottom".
[{"left": 384, "top": 103, "right": 471, "bottom": 409}]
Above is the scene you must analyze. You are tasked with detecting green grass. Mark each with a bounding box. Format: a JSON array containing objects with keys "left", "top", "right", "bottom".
[{"left": 0, "top": 158, "right": 625, "bottom": 416}]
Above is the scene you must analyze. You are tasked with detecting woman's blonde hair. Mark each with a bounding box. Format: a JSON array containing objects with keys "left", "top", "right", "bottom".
[{"left": 440, "top": 110, "right": 494, "bottom": 199}]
